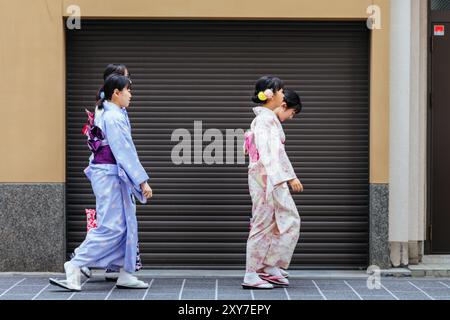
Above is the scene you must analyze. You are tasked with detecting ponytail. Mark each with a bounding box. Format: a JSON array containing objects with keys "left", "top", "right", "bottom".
[{"left": 95, "top": 87, "right": 106, "bottom": 110}]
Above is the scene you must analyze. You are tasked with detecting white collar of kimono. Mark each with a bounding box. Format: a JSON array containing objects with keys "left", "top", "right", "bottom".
[
  {"left": 103, "top": 100, "right": 126, "bottom": 113},
  {"left": 253, "top": 106, "right": 278, "bottom": 119},
  {"left": 253, "top": 106, "right": 284, "bottom": 135}
]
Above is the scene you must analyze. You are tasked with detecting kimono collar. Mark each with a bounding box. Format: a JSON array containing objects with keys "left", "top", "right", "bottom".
[
  {"left": 253, "top": 106, "right": 279, "bottom": 120},
  {"left": 103, "top": 101, "right": 126, "bottom": 114},
  {"left": 253, "top": 106, "right": 276, "bottom": 117}
]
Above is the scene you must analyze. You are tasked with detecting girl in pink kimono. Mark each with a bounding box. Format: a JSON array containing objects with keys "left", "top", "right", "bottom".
[{"left": 242, "top": 77, "right": 304, "bottom": 290}]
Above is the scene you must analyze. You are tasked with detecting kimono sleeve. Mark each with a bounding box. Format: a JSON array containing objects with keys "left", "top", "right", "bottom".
[
  {"left": 104, "top": 116, "right": 149, "bottom": 187},
  {"left": 279, "top": 143, "right": 297, "bottom": 182},
  {"left": 254, "top": 117, "right": 296, "bottom": 186}
]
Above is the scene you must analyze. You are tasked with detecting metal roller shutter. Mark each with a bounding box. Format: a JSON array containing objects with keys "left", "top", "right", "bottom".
[{"left": 66, "top": 20, "right": 369, "bottom": 269}]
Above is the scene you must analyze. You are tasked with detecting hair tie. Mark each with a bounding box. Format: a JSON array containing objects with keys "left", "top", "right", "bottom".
[
  {"left": 100, "top": 91, "right": 105, "bottom": 100},
  {"left": 257, "top": 89, "right": 274, "bottom": 101}
]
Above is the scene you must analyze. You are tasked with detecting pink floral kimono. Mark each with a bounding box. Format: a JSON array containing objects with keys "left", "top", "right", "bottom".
[{"left": 244, "top": 107, "right": 301, "bottom": 273}]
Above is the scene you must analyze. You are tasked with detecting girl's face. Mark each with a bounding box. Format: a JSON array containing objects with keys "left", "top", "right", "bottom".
[
  {"left": 276, "top": 103, "right": 297, "bottom": 122},
  {"left": 113, "top": 86, "right": 132, "bottom": 108},
  {"left": 272, "top": 88, "right": 285, "bottom": 107}
]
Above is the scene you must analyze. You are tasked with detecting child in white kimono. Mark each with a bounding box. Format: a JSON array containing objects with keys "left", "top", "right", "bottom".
[
  {"left": 50, "top": 74, "right": 153, "bottom": 292},
  {"left": 242, "top": 77, "right": 304, "bottom": 290}
]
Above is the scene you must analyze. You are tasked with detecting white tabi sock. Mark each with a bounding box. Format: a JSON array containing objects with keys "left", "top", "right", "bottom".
[
  {"left": 117, "top": 268, "right": 137, "bottom": 282},
  {"left": 263, "top": 266, "right": 283, "bottom": 277},
  {"left": 244, "top": 272, "right": 263, "bottom": 284}
]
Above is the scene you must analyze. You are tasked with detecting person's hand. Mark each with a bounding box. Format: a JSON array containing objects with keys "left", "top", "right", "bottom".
[
  {"left": 140, "top": 182, "right": 153, "bottom": 199},
  {"left": 288, "top": 178, "right": 304, "bottom": 193}
]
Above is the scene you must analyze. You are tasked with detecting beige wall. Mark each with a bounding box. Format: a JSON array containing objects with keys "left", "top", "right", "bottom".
[
  {"left": 64, "top": 0, "right": 374, "bottom": 19},
  {"left": 0, "top": 0, "right": 65, "bottom": 182},
  {"left": 370, "top": 0, "right": 390, "bottom": 184},
  {"left": 0, "top": 0, "right": 389, "bottom": 183}
]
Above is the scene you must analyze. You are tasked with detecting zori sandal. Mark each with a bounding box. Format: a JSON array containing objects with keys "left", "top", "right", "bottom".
[
  {"left": 259, "top": 274, "right": 289, "bottom": 287},
  {"left": 258, "top": 270, "right": 289, "bottom": 279},
  {"left": 241, "top": 281, "right": 274, "bottom": 290},
  {"left": 49, "top": 278, "right": 81, "bottom": 292}
]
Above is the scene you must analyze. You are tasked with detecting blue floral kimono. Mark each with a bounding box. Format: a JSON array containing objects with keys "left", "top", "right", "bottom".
[{"left": 70, "top": 101, "right": 149, "bottom": 273}]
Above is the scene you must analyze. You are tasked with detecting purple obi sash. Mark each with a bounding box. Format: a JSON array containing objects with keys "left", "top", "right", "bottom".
[
  {"left": 82, "top": 109, "right": 117, "bottom": 165},
  {"left": 92, "top": 145, "right": 117, "bottom": 165}
]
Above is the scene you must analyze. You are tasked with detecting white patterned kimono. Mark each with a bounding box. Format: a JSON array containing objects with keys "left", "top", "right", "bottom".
[
  {"left": 70, "top": 101, "right": 149, "bottom": 273},
  {"left": 244, "top": 107, "right": 301, "bottom": 273}
]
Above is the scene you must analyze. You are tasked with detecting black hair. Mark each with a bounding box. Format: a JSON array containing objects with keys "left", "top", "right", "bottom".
[
  {"left": 96, "top": 64, "right": 129, "bottom": 103},
  {"left": 251, "top": 76, "right": 284, "bottom": 104},
  {"left": 96, "top": 74, "right": 132, "bottom": 110},
  {"left": 103, "top": 63, "right": 128, "bottom": 81},
  {"left": 283, "top": 89, "right": 303, "bottom": 114}
]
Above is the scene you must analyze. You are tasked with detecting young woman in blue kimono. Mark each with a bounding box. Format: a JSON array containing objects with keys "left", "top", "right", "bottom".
[
  {"left": 71, "top": 63, "right": 137, "bottom": 283},
  {"left": 50, "top": 74, "right": 152, "bottom": 291}
]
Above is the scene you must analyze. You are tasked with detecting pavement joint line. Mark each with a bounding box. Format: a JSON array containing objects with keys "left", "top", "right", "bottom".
[
  {"left": 284, "top": 288, "right": 291, "bottom": 300},
  {"left": 215, "top": 280, "right": 218, "bottom": 301},
  {"left": 380, "top": 283, "right": 399, "bottom": 300},
  {"left": 439, "top": 281, "right": 450, "bottom": 289},
  {"left": 250, "top": 290, "right": 255, "bottom": 301},
  {"left": 178, "top": 279, "right": 186, "bottom": 301},
  {"left": 377, "top": 290, "right": 425, "bottom": 294},
  {"left": 68, "top": 278, "right": 89, "bottom": 300},
  {"left": 311, "top": 280, "right": 327, "bottom": 300},
  {"left": 32, "top": 284, "right": 51, "bottom": 300},
  {"left": 0, "top": 278, "right": 26, "bottom": 298},
  {"left": 344, "top": 280, "right": 363, "bottom": 300},
  {"left": 142, "top": 279, "right": 154, "bottom": 300},
  {"left": 408, "top": 281, "right": 435, "bottom": 300},
  {"left": 16, "top": 284, "right": 51, "bottom": 287},
  {"left": 104, "top": 283, "right": 116, "bottom": 301}
]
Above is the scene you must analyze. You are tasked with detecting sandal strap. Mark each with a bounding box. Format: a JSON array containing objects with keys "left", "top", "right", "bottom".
[{"left": 261, "top": 275, "right": 286, "bottom": 281}]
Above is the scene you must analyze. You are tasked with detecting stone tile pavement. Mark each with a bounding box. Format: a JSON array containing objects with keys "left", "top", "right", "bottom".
[{"left": 1, "top": 273, "right": 450, "bottom": 300}]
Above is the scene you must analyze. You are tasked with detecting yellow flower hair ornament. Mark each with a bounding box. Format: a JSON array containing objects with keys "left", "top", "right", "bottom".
[{"left": 257, "top": 89, "right": 274, "bottom": 101}]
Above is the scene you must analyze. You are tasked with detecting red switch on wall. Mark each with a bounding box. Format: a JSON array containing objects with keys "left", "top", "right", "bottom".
[{"left": 434, "top": 25, "right": 445, "bottom": 36}]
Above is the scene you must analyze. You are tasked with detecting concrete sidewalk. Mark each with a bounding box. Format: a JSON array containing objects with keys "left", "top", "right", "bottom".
[{"left": 1, "top": 271, "right": 450, "bottom": 300}]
